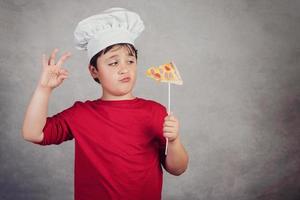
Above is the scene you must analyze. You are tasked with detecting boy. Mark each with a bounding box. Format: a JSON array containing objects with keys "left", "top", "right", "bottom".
[{"left": 22, "top": 7, "right": 188, "bottom": 200}]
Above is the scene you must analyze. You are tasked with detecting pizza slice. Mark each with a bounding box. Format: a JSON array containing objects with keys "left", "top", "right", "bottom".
[{"left": 146, "top": 61, "right": 183, "bottom": 85}]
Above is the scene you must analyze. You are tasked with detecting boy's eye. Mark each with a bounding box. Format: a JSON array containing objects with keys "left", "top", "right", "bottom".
[
  {"left": 108, "top": 62, "right": 118, "bottom": 66},
  {"left": 128, "top": 60, "right": 135, "bottom": 64}
]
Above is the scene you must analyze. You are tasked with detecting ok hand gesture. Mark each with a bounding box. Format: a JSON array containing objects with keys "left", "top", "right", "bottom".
[{"left": 38, "top": 48, "right": 71, "bottom": 90}]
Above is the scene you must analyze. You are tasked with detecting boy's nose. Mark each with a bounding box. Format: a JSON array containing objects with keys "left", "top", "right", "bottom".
[{"left": 118, "top": 64, "right": 129, "bottom": 74}]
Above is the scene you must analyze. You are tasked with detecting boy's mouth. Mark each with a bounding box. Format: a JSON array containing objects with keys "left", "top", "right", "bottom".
[{"left": 119, "top": 77, "right": 131, "bottom": 83}]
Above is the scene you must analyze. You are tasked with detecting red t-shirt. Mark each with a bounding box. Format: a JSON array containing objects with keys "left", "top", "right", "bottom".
[{"left": 34, "top": 97, "right": 168, "bottom": 200}]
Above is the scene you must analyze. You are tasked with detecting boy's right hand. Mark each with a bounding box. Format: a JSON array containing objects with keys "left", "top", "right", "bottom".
[{"left": 38, "top": 48, "right": 71, "bottom": 90}]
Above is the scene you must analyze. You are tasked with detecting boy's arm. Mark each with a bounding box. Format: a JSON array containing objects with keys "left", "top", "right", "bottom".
[
  {"left": 22, "top": 49, "right": 71, "bottom": 142},
  {"left": 163, "top": 113, "right": 189, "bottom": 176},
  {"left": 165, "top": 137, "right": 188, "bottom": 176},
  {"left": 22, "top": 85, "right": 52, "bottom": 142}
]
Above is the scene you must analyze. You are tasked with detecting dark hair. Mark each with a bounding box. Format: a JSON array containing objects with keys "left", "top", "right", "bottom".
[{"left": 89, "top": 43, "right": 138, "bottom": 84}]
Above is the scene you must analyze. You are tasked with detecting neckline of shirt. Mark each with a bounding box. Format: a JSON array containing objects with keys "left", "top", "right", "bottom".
[{"left": 96, "top": 97, "right": 142, "bottom": 106}]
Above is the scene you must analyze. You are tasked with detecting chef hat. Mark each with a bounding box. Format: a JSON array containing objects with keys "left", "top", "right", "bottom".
[{"left": 74, "top": 7, "right": 145, "bottom": 61}]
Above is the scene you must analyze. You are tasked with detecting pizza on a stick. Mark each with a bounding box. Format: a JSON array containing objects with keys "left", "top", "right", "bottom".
[{"left": 146, "top": 61, "right": 183, "bottom": 85}]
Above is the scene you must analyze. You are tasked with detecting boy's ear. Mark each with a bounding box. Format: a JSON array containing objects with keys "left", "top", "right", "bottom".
[{"left": 88, "top": 64, "right": 98, "bottom": 78}]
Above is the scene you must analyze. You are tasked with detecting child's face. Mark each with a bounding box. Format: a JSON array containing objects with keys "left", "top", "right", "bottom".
[{"left": 91, "top": 45, "right": 137, "bottom": 99}]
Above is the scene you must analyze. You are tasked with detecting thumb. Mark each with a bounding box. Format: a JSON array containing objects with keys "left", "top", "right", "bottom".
[
  {"left": 58, "top": 74, "right": 68, "bottom": 83},
  {"left": 168, "top": 111, "right": 177, "bottom": 121}
]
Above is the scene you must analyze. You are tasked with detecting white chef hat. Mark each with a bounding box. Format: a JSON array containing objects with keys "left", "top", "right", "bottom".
[{"left": 74, "top": 7, "right": 145, "bottom": 61}]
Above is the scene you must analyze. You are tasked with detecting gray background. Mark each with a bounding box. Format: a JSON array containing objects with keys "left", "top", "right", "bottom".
[{"left": 1, "top": 0, "right": 300, "bottom": 199}]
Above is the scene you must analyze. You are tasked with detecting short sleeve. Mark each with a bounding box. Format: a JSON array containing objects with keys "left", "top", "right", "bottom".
[
  {"left": 151, "top": 102, "right": 168, "bottom": 165},
  {"left": 33, "top": 102, "right": 79, "bottom": 146}
]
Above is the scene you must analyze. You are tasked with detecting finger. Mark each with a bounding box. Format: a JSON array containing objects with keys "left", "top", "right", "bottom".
[
  {"left": 164, "top": 121, "right": 175, "bottom": 127},
  {"left": 165, "top": 115, "right": 177, "bottom": 122},
  {"left": 163, "top": 132, "right": 177, "bottom": 139},
  {"left": 168, "top": 112, "right": 177, "bottom": 120},
  {"left": 59, "top": 68, "right": 69, "bottom": 75},
  {"left": 58, "top": 75, "right": 68, "bottom": 79},
  {"left": 164, "top": 119, "right": 175, "bottom": 125},
  {"left": 170, "top": 114, "right": 177, "bottom": 121},
  {"left": 59, "top": 71, "right": 69, "bottom": 77},
  {"left": 56, "top": 52, "right": 71, "bottom": 67},
  {"left": 59, "top": 73, "right": 68, "bottom": 78},
  {"left": 49, "top": 48, "right": 59, "bottom": 65},
  {"left": 170, "top": 116, "right": 177, "bottom": 122},
  {"left": 163, "top": 127, "right": 176, "bottom": 133},
  {"left": 58, "top": 74, "right": 68, "bottom": 82}
]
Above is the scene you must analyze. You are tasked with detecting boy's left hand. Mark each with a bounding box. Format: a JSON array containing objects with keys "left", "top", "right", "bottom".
[{"left": 163, "top": 112, "right": 179, "bottom": 142}]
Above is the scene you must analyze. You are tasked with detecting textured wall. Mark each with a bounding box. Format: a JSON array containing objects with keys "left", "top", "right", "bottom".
[{"left": 1, "top": 0, "right": 300, "bottom": 199}]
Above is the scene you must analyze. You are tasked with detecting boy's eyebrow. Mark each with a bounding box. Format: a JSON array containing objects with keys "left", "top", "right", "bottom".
[
  {"left": 107, "top": 55, "right": 118, "bottom": 59},
  {"left": 106, "top": 53, "right": 135, "bottom": 59}
]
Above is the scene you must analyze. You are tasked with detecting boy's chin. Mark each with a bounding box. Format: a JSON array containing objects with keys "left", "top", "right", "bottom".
[
  {"left": 118, "top": 83, "right": 135, "bottom": 93},
  {"left": 113, "top": 88, "right": 134, "bottom": 97}
]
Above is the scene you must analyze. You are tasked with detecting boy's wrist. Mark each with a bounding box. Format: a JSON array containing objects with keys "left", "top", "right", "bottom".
[
  {"left": 36, "top": 84, "right": 53, "bottom": 94},
  {"left": 168, "top": 136, "right": 180, "bottom": 145}
]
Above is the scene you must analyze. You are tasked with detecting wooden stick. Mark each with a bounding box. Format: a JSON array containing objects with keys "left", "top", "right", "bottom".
[{"left": 165, "top": 82, "right": 171, "bottom": 155}]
